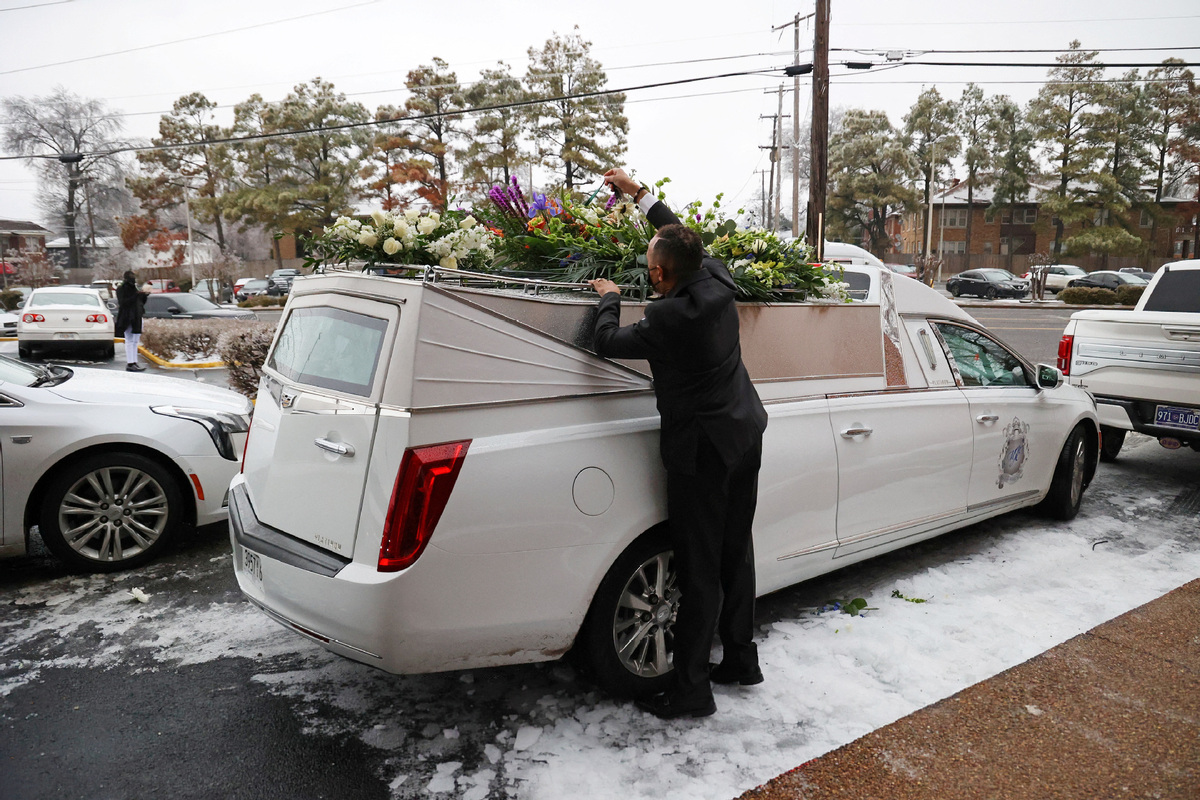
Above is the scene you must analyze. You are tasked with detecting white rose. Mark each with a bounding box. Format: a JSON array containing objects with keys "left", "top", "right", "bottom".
[
  {"left": 404, "top": 208, "right": 420, "bottom": 221},
  {"left": 358, "top": 231, "right": 379, "bottom": 247},
  {"left": 459, "top": 215, "right": 476, "bottom": 229},
  {"left": 417, "top": 217, "right": 437, "bottom": 235},
  {"left": 382, "top": 237, "right": 401, "bottom": 255},
  {"left": 439, "top": 255, "right": 458, "bottom": 270},
  {"left": 391, "top": 220, "right": 410, "bottom": 239},
  {"left": 750, "top": 239, "right": 768, "bottom": 253},
  {"left": 429, "top": 212, "right": 441, "bottom": 225},
  {"left": 370, "top": 209, "right": 387, "bottom": 227}
]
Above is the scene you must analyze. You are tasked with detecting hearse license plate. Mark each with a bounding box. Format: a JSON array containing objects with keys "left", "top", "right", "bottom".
[
  {"left": 1155, "top": 404, "right": 1200, "bottom": 432},
  {"left": 241, "top": 546, "right": 263, "bottom": 585}
]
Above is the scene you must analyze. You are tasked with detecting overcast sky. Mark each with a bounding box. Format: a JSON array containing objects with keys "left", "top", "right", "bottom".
[{"left": 2, "top": 0, "right": 1198, "bottom": 226}]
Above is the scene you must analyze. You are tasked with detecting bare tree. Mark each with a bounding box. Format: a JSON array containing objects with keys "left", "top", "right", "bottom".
[{"left": 2, "top": 88, "right": 131, "bottom": 271}]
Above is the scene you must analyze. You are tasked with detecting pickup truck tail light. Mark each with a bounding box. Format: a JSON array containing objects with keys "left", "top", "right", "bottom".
[
  {"left": 1057, "top": 334, "right": 1074, "bottom": 375},
  {"left": 379, "top": 440, "right": 471, "bottom": 573}
]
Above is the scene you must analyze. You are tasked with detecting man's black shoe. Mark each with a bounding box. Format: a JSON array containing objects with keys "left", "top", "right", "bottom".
[
  {"left": 126, "top": 363, "right": 146, "bottom": 372},
  {"left": 635, "top": 692, "right": 717, "bottom": 719},
  {"left": 708, "top": 661, "right": 764, "bottom": 686}
]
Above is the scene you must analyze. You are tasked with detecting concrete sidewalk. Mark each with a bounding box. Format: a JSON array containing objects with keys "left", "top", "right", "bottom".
[{"left": 737, "top": 579, "right": 1200, "bottom": 800}]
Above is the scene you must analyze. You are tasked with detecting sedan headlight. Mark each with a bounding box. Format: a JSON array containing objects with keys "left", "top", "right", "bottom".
[{"left": 151, "top": 406, "right": 251, "bottom": 461}]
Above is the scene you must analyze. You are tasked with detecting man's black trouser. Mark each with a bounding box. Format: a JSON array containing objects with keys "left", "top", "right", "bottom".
[{"left": 666, "top": 433, "right": 762, "bottom": 703}]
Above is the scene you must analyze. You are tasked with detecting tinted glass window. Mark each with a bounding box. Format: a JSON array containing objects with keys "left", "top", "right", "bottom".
[
  {"left": 1143, "top": 270, "right": 1200, "bottom": 312},
  {"left": 268, "top": 306, "right": 388, "bottom": 396},
  {"left": 29, "top": 292, "right": 101, "bottom": 308},
  {"left": 935, "top": 323, "right": 1029, "bottom": 388}
]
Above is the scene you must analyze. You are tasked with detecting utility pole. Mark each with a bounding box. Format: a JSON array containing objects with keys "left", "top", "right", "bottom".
[
  {"left": 806, "top": 0, "right": 830, "bottom": 260},
  {"left": 760, "top": 87, "right": 790, "bottom": 232},
  {"left": 774, "top": 12, "right": 815, "bottom": 237},
  {"left": 774, "top": 84, "right": 784, "bottom": 232}
]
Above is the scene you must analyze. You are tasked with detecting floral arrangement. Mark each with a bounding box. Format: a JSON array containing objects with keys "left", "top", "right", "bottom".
[
  {"left": 486, "top": 176, "right": 846, "bottom": 302},
  {"left": 304, "top": 207, "right": 497, "bottom": 272}
]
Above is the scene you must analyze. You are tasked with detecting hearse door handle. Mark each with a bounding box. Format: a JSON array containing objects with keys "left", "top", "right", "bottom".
[
  {"left": 314, "top": 438, "right": 355, "bottom": 457},
  {"left": 976, "top": 414, "right": 1000, "bottom": 424},
  {"left": 840, "top": 427, "right": 873, "bottom": 439}
]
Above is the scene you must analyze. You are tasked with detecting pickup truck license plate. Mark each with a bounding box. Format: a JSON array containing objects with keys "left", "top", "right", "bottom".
[
  {"left": 241, "top": 546, "right": 263, "bottom": 586},
  {"left": 1154, "top": 405, "right": 1200, "bottom": 432}
]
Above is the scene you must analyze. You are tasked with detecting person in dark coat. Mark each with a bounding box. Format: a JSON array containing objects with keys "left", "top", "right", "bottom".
[
  {"left": 589, "top": 168, "right": 768, "bottom": 719},
  {"left": 114, "top": 270, "right": 148, "bottom": 371}
]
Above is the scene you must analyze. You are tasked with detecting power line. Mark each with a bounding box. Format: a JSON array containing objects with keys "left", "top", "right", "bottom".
[
  {"left": 832, "top": 14, "right": 1200, "bottom": 26},
  {"left": 0, "top": 0, "right": 380, "bottom": 76},
  {"left": 835, "top": 45, "right": 1200, "bottom": 55},
  {"left": 0, "top": 0, "right": 72, "bottom": 11},
  {"left": 0, "top": 66, "right": 783, "bottom": 162}
]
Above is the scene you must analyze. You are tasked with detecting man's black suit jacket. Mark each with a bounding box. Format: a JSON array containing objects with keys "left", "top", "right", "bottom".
[{"left": 593, "top": 201, "right": 767, "bottom": 475}]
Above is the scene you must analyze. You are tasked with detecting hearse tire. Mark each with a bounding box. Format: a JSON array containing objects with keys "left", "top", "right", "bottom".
[
  {"left": 1099, "top": 426, "right": 1125, "bottom": 462},
  {"left": 576, "top": 530, "right": 678, "bottom": 700},
  {"left": 39, "top": 451, "right": 183, "bottom": 572},
  {"left": 1039, "top": 425, "right": 1090, "bottom": 521},
  {"left": 18, "top": 344, "right": 31, "bottom": 359}
]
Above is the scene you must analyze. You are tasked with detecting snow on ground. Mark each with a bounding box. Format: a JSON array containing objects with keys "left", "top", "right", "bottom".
[{"left": 2, "top": 435, "right": 1197, "bottom": 799}]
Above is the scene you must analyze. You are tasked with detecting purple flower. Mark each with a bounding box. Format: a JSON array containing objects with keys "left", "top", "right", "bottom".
[
  {"left": 605, "top": 193, "right": 618, "bottom": 210},
  {"left": 527, "top": 192, "right": 561, "bottom": 218}
]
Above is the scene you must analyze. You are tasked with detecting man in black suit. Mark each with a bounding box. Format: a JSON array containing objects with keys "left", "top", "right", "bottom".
[{"left": 589, "top": 168, "right": 768, "bottom": 719}]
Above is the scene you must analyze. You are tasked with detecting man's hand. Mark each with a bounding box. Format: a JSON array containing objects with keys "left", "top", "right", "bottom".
[
  {"left": 602, "top": 168, "right": 639, "bottom": 197},
  {"left": 589, "top": 278, "right": 621, "bottom": 297}
]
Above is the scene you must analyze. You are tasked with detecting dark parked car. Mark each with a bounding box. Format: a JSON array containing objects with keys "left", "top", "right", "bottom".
[
  {"left": 1067, "top": 270, "right": 1148, "bottom": 290},
  {"left": 266, "top": 268, "right": 301, "bottom": 296},
  {"left": 143, "top": 293, "right": 257, "bottom": 320},
  {"left": 235, "top": 278, "right": 269, "bottom": 302},
  {"left": 946, "top": 269, "right": 1029, "bottom": 299}
]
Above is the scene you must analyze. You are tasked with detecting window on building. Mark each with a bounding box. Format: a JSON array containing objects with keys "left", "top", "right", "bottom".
[
  {"left": 1017, "top": 208, "right": 1037, "bottom": 225},
  {"left": 983, "top": 241, "right": 994, "bottom": 254},
  {"left": 940, "top": 240, "right": 967, "bottom": 254},
  {"left": 940, "top": 207, "right": 968, "bottom": 228},
  {"left": 984, "top": 208, "right": 996, "bottom": 224},
  {"left": 1139, "top": 209, "right": 1153, "bottom": 228},
  {"left": 1094, "top": 209, "right": 1110, "bottom": 227}
]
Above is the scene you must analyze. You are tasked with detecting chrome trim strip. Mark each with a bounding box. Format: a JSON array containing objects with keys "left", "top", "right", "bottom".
[
  {"left": 826, "top": 385, "right": 964, "bottom": 400},
  {"left": 776, "top": 539, "right": 839, "bottom": 561},
  {"left": 965, "top": 489, "right": 1040, "bottom": 514},
  {"left": 245, "top": 595, "right": 382, "bottom": 660},
  {"left": 1076, "top": 341, "right": 1200, "bottom": 368}
]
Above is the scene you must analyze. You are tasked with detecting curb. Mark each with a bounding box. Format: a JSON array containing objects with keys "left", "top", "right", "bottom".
[{"left": 0, "top": 336, "right": 224, "bottom": 369}]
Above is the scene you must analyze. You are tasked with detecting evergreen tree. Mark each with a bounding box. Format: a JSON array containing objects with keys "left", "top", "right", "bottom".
[
  {"left": 1082, "top": 71, "right": 1150, "bottom": 266},
  {"left": 828, "top": 109, "right": 918, "bottom": 258},
  {"left": 462, "top": 62, "right": 531, "bottom": 197},
  {"left": 1028, "top": 41, "right": 1105, "bottom": 257},
  {"left": 986, "top": 97, "right": 1035, "bottom": 272},
  {"left": 401, "top": 58, "right": 466, "bottom": 210},
  {"left": 902, "top": 87, "right": 960, "bottom": 255},
  {"left": 525, "top": 28, "right": 628, "bottom": 193},
  {"left": 129, "top": 92, "right": 233, "bottom": 251},
  {"left": 956, "top": 84, "right": 992, "bottom": 270},
  {"left": 225, "top": 93, "right": 293, "bottom": 267},
  {"left": 359, "top": 104, "right": 408, "bottom": 211},
  {"left": 1144, "top": 59, "right": 1197, "bottom": 261}
]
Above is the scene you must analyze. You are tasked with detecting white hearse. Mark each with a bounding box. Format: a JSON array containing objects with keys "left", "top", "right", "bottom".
[{"left": 230, "top": 266, "right": 1099, "bottom": 697}]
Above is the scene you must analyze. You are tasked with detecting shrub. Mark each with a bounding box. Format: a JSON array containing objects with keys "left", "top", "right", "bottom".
[
  {"left": 1116, "top": 284, "right": 1145, "bottom": 306},
  {"left": 1058, "top": 287, "right": 1119, "bottom": 305},
  {"left": 218, "top": 322, "right": 277, "bottom": 398},
  {"left": 0, "top": 289, "right": 23, "bottom": 311},
  {"left": 140, "top": 319, "right": 223, "bottom": 362},
  {"left": 238, "top": 295, "right": 286, "bottom": 308}
]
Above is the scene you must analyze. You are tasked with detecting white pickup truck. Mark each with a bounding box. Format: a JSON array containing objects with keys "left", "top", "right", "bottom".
[
  {"left": 1059, "top": 260, "right": 1200, "bottom": 460},
  {"left": 230, "top": 265, "right": 1098, "bottom": 699}
]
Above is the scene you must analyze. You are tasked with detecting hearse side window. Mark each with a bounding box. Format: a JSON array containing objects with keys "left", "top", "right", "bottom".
[
  {"left": 934, "top": 323, "right": 1028, "bottom": 388},
  {"left": 268, "top": 306, "right": 388, "bottom": 396}
]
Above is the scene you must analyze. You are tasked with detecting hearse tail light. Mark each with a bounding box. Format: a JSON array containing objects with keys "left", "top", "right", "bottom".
[
  {"left": 379, "top": 440, "right": 471, "bottom": 573},
  {"left": 1057, "top": 334, "right": 1074, "bottom": 375},
  {"left": 22, "top": 313, "right": 44, "bottom": 323}
]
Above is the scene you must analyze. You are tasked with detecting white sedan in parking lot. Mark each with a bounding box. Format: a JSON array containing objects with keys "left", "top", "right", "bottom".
[
  {"left": 17, "top": 286, "right": 115, "bottom": 360},
  {"left": 0, "top": 355, "right": 252, "bottom": 571}
]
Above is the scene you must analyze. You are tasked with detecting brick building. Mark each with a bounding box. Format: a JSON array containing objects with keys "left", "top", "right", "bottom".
[{"left": 891, "top": 182, "right": 1197, "bottom": 273}]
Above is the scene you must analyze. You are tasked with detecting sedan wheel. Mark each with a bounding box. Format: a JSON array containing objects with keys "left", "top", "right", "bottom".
[
  {"left": 985, "top": 286, "right": 998, "bottom": 300},
  {"left": 39, "top": 452, "right": 183, "bottom": 572},
  {"left": 575, "top": 530, "right": 679, "bottom": 699}
]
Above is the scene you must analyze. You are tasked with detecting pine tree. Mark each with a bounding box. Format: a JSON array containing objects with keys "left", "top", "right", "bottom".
[
  {"left": 462, "top": 62, "right": 531, "bottom": 197},
  {"left": 225, "top": 94, "right": 293, "bottom": 268},
  {"left": 1144, "top": 59, "right": 1197, "bottom": 261},
  {"left": 957, "top": 84, "right": 992, "bottom": 270},
  {"left": 902, "top": 87, "right": 960, "bottom": 255},
  {"left": 401, "top": 58, "right": 466, "bottom": 210},
  {"left": 525, "top": 28, "right": 628, "bottom": 193},
  {"left": 986, "top": 97, "right": 1035, "bottom": 272},
  {"left": 1028, "top": 41, "right": 1105, "bottom": 257},
  {"left": 1082, "top": 71, "right": 1150, "bottom": 266},
  {"left": 828, "top": 109, "right": 918, "bottom": 257}
]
